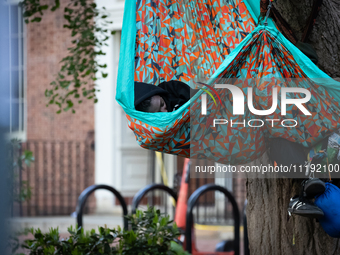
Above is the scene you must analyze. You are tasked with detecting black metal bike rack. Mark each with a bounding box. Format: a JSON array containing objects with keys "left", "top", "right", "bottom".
[
  {"left": 185, "top": 184, "right": 240, "bottom": 255},
  {"left": 75, "top": 184, "right": 128, "bottom": 230},
  {"left": 131, "top": 183, "right": 177, "bottom": 214}
]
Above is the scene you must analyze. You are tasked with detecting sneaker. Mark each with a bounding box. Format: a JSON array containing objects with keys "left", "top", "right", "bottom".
[
  {"left": 303, "top": 178, "right": 326, "bottom": 199},
  {"left": 288, "top": 196, "right": 324, "bottom": 218}
]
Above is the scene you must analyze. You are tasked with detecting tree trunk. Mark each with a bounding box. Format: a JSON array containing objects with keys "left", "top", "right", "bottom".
[
  {"left": 247, "top": 174, "right": 340, "bottom": 254},
  {"left": 246, "top": 1, "right": 340, "bottom": 254},
  {"left": 273, "top": 0, "right": 340, "bottom": 78}
]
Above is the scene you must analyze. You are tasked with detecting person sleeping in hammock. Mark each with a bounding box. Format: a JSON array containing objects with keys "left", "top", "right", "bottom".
[{"left": 134, "top": 81, "right": 197, "bottom": 112}]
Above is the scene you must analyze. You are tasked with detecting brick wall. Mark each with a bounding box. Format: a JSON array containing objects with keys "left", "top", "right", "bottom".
[
  {"left": 17, "top": 0, "right": 96, "bottom": 216},
  {"left": 26, "top": 0, "right": 94, "bottom": 141}
]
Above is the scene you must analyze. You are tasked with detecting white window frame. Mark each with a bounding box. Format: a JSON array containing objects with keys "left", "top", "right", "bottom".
[{"left": 6, "top": 0, "right": 27, "bottom": 141}]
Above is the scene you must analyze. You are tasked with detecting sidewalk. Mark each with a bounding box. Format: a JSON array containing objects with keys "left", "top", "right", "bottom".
[{"left": 9, "top": 214, "right": 125, "bottom": 234}]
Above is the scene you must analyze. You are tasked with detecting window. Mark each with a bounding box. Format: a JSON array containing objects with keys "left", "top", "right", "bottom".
[{"left": 8, "top": 3, "right": 26, "bottom": 140}]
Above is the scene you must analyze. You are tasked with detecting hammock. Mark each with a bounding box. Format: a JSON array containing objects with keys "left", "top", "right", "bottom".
[{"left": 116, "top": 0, "right": 340, "bottom": 164}]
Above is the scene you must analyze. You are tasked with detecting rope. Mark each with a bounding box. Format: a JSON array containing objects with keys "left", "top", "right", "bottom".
[
  {"left": 264, "top": 0, "right": 273, "bottom": 26},
  {"left": 155, "top": 151, "right": 169, "bottom": 186},
  {"left": 271, "top": 7, "right": 298, "bottom": 45},
  {"left": 261, "top": 0, "right": 323, "bottom": 44},
  {"left": 301, "top": 0, "right": 323, "bottom": 43},
  {"left": 155, "top": 151, "right": 176, "bottom": 206}
]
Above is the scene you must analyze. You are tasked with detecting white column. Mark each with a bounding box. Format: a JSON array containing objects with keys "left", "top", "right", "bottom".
[
  {"left": 94, "top": 33, "right": 116, "bottom": 213},
  {"left": 94, "top": 0, "right": 124, "bottom": 213}
]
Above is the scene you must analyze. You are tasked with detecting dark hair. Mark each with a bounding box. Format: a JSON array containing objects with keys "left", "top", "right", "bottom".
[{"left": 135, "top": 97, "right": 152, "bottom": 112}]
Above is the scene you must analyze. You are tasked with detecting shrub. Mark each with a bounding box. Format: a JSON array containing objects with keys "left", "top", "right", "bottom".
[{"left": 12, "top": 207, "right": 189, "bottom": 255}]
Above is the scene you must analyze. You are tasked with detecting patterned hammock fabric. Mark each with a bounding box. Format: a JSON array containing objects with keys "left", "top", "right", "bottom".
[
  {"left": 134, "top": 0, "right": 256, "bottom": 83},
  {"left": 117, "top": 0, "right": 340, "bottom": 164},
  {"left": 129, "top": 0, "right": 256, "bottom": 158},
  {"left": 190, "top": 29, "right": 340, "bottom": 164}
]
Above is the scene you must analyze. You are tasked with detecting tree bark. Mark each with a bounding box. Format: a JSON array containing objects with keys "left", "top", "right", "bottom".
[
  {"left": 246, "top": 1, "right": 340, "bottom": 254},
  {"left": 273, "top": 0, "right": 340, "bottom": 78},
  {"left": 247, "top": 172, "right": 340, "bottom": 254}
]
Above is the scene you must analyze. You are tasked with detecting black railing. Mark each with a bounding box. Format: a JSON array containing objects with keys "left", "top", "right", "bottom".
[
  {"left": 185, "top": 184, "right": 240, "bottom": 255},
  {"left": 187, "top": 159, "right": 238, "bottom": 226},
  {"left": 13, "top": 140, "right": 94, "bottom": 216},
  {"left": 132, "top": 184, "right": 178, "bottom": 214},
  {"left": 75, "top": 184, "right": 128, "bottom": 230}
]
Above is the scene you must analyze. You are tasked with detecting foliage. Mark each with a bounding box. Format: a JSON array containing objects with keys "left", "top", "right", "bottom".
[
  {"left": 170, "top": 242, "right": 191, "bottom": 255},
  {"left": 16, "top": 226, "right": 118, "bottom": 255},
  {"left": 20, "top": 0, "right": 114, "bottom": 113},
  {"left": 118, "top": 207, "right": 181, "bottom": 254},
  {"left": 9, "top": 139, "right": 34, "bottom": 203},
  {"left": 12, "top": 207, "right": 189, "bottom": 255},
  {"left": 20, "top": 0, "right": 60, "bottom": 23}
]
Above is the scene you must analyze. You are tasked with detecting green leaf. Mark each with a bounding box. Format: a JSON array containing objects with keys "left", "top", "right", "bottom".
[
  {"left": 45, "top": 89, "right": 53, "bottom": 97},
  {"left": 51, "top": 0, "right": 60, "bottom": 11},
  {"left": 153, "top": 214, "right": 159, "bottom": 224},
  {"left": 160, "top": 217, "right": 167, "bottom": 227},
  {"left": 31, "top": 17, "right": 42, "bottom": 22},
  {"left": 64, "top": 7, "right": 73, "bottom": 14},
  {"left": 39, "top": 5, "right": 49, "bottom": 10},
  {"left": 64, "top": 15, "right": 71, "bottom": 22},
  {"left": 66, "top": 100, "right": 74, "bottom": 108},
  {"left": 170, "top": 241, "right": 191, "bottom": 255}
]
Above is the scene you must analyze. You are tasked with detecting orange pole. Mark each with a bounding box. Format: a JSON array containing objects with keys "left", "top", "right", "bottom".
[{"left": 174, "top": 158, "right": 190, "bottom": 229}]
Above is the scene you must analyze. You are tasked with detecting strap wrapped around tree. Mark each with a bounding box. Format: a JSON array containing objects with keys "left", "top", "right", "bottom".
[{"left": 116, "top": 0, "right": 340, "bottom": 164}]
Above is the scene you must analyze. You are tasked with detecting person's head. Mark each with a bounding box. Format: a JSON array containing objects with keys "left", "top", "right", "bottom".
[{"left": 135, "top": 95, "right": 168, "bottom": 112}]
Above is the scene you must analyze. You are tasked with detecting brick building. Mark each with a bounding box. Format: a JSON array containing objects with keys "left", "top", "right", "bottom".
[{"left": 11, "top": 0, "right": 96, "bottom": 216}]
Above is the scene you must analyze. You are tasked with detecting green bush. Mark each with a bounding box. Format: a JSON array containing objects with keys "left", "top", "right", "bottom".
[{"left": 12, "top": 207, "right": 189, "bottom": 255}]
